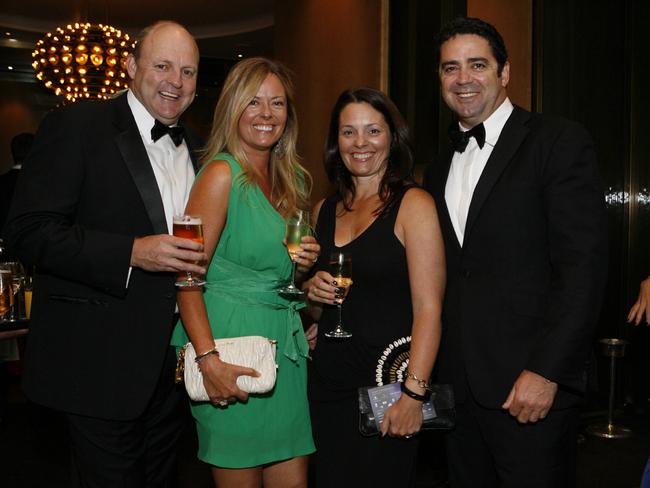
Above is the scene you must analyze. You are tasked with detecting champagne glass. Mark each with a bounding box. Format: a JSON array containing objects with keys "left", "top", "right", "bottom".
[
  {"left": 279, "top": 210, "right": 310, "bottom": 295},
  {"left": 173, "top": 214, "right": 206, "bottom": 287},
  {"left": 324, "top": 251, "right": 353, "bottom": 338}
]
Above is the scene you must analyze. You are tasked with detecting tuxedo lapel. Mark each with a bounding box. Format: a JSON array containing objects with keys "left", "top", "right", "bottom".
[
  {"left": 464, "top": 107, "right": 530, "bottom": 241},
  {"left": 112, "top": 95, "right": 169, "bottom": 235},
  {"left": 435, "top": 148, "right": 462, "bottom": 251},
  {"left": 184, "top": 131, "right": 203, "bottom": 173}
]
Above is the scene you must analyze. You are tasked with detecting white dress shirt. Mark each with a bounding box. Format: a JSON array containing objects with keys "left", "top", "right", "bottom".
[
  {"left": 127, "top": 90, "right": 195, "bottom": 234},
  {"left": 125, "top": 91, "right": 195, "bottom": 288},
  {"left": 445, "top": 98, "right": 514, "bottom": 246}
]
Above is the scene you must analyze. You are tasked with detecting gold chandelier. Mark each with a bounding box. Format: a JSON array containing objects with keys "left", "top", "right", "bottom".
[{"left": 32, "top": 22, "right": 135, "bottom": 102}]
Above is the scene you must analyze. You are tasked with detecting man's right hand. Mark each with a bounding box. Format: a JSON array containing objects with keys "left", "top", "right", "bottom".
[{"left": 130, "top": 234, "right": 207, "bottom": 273}]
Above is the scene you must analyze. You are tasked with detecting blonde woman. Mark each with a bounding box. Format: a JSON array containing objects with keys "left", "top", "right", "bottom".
[{"left": 171, "top": 58, "right": 318, "bottom": 487}]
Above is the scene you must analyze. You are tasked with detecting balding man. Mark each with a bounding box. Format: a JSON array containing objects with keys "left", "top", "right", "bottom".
[{"left": 6, "top": 21, "right": 206, "bottom": 486}]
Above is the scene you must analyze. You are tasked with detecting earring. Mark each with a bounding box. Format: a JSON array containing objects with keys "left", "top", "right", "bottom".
[{"left": 273, "top": 137, "right": 286, "bottom": 158}]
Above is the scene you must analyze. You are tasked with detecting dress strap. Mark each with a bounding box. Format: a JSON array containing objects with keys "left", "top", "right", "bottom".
[{"left": 315, "top": 194, "right": 339, "bottom": 246}]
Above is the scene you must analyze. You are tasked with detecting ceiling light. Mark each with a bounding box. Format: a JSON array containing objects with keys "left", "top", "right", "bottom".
[
  {"left": 237, "top": 54, "right": 243, "bottom": 58},
  {"left": 33, "top": 22, "right": 134, "bottom": 103},
  {"left": 7, "top": 66, "right": 13, "bottom": 70}
]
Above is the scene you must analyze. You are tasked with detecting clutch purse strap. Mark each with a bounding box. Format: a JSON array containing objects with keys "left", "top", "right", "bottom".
[{"left": 174, "top": 346, "right": 186, "bottom": 384}]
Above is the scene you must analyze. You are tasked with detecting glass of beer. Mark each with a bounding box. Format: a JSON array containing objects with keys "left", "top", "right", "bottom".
[
  {"left": 173, "top": 214, "right": 206, "bottom": 288},
  {"left": 0, "top": 270, "right": 13, "bottom": 322},
  {"left": 324, "top": 251, "right": 353, "bottom": 338},
  {"left": 278, "top": 209, "right": 310, "bottom": 295},
  {"left": 1, "top": 262, "right": 26, "bottom": 320}
]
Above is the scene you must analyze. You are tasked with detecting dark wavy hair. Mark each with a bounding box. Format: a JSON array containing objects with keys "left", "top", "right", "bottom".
[
  {"left": 435, "top": 17, "right": 509, "bottom": 76},
  {"left": 324, "top": 87, "right": 415, "bottom": 216}
]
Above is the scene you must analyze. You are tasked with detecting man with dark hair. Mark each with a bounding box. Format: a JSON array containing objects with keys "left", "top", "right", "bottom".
[
  {"left": 5, "top": 21, "right": 206, "bottom": 486},
  {"left": 424, "top": 17, "right": 607, "bottom": 487}
]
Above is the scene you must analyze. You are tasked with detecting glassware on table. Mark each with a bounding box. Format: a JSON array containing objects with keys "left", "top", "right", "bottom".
[
  {"left": 324, "top": 251, "right": 353, "bottom": 338},
  {"left": 0, "top": 270, "right": 13, "bottom": 322},
  {"left": 0, "top": 262, "right": 26, "bottom": 321},
  {"left": 24, "top": 279, "right": 33, "bottom": 320},
  {"left": 278, "top": 209, "right": 310, "bottom": 295},
  {"left": 172, "top": 214, "right": 206, "bottom": 288}
]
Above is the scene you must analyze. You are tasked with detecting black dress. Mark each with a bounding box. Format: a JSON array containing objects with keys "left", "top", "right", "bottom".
[{"left": 309, "top": 193, "right": 419, "bottom": 487}]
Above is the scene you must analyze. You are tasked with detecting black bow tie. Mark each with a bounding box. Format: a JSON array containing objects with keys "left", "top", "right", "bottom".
[
  {"left": 448, "top": 122, "right": 486, "bottom": 153},
  {"left": 151, "top": 119, "right": 185, "bottom": 146}
]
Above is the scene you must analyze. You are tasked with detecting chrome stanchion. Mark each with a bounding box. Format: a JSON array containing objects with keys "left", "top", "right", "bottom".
[{"left": 586, "top": 338, "right": 632, "bottom": 439}]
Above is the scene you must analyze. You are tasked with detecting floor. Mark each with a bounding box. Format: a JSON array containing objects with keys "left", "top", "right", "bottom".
[{"left": 1, "top": 374, "right": 649, "bottom": 487}]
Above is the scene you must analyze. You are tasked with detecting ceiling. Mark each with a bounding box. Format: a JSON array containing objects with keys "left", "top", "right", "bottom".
[
  {"left": 0, "top": 0, "right": 274, "bottom": 52},
  {"left": 0, "top": 0, "right": 275, "bottom": 84}
]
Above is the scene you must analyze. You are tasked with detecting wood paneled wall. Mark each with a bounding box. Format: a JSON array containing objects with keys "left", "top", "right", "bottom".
[
  {"left": 467, "top": 0, "right": 532, "bottom": 110},
  {"left": 274, "top": 0, "right": 386, "bottom": 202},
  {"left": 0, "top": 82, "right": 45, "bottom": 173}
]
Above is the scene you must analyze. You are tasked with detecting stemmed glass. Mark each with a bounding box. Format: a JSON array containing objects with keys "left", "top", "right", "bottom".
[
  {"left": 173, "top": 214, "right": 206, "bottom": 287},
  {"left": 324, "top": 251, "right": 353, "bottom": 338},
  {"left": 279, "top": 209, "right": 310, "bottom": 295}
]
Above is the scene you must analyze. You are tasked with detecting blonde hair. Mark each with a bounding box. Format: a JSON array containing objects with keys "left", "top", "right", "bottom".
[{"left": 203, "top": 57, "right": 311, "bottom": 215}]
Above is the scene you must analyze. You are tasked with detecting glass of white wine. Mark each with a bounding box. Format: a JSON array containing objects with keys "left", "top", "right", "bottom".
[
  {"left": 324, "top": 251, "right": 353, "bottom": 338},
  {"left": 173, "top": 214, "right": 206, "bottom": 287},
  {"left": 279, "top": 209, "right": 310, "bottom": 295}
]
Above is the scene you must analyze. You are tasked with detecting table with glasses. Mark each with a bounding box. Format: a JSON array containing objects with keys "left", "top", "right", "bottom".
[{"left": 0, "top": 319, "right": 29, "bottom": 341}]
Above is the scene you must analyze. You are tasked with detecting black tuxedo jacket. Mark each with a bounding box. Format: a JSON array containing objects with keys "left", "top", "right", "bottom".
[
  {"left": 424, "top": 106, "right": 608, "bottom": 409},
  {"left": 5, "top": 93, "right": 202, "bottom": 420}
]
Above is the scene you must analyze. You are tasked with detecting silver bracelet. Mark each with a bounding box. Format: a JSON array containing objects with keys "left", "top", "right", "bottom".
[{"left": 194, "top": 347, "right": 219, "bottom": 364}]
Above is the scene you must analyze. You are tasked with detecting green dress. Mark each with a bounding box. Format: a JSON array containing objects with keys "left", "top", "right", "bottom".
[{"left": 170, "top": 153, "right": 315, "bottom": 468}]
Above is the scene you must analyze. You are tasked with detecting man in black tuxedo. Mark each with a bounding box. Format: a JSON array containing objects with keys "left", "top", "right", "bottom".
[
  {"left": 423, "top": 18, "right": 607, "bottom": 487},
  {"left": 5, "top": 21, "right": 207, "bottom": 487}
]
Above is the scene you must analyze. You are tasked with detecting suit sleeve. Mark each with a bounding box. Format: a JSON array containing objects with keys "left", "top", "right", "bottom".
[
  {"left": 4, "top": 108, "right": 134, "bottom": 297},
  {"left": 525, "top": 122, "right": 608, "bottom": 391}
]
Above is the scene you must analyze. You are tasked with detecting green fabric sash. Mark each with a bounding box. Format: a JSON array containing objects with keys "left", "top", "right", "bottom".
[{"left": 204, "top": 255, "right": 309, "bottom": 362}]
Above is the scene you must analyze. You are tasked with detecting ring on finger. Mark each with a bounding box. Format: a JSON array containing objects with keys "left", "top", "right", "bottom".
[{"left": 218, "top": 400, "right": 228, "bottom": 407}]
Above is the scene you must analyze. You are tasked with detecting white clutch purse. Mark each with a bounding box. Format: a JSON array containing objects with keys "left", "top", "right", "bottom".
[{"left": 176, "top": 336, "right": 278, "bottom": 402}]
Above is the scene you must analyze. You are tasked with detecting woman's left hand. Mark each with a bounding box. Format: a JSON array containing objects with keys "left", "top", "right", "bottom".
[
  {"left": 294, "top": 235, "right": 320, "bottom": 273},
  {"left": 379, "top": 395, "right": 423, "bottom": 438}
]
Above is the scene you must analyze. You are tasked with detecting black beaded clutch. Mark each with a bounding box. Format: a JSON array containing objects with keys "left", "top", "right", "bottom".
[{"left": 358, "top": 336, "right": 456, "bottom": 436}]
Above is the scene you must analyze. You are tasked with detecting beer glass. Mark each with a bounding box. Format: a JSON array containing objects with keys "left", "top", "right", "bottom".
[
  {"left": 278, "top": 210, "right": 310, "bottom": 295},
  {"left": 0, "top": 270, "right": 13, "bottom": 322},
  {"left": 173, "top": 214, "right": 206, "bottom": 287},
  {"left": 324, "top": 251, "right": 353, "bottom": 338},
  {"left": 1, "top": 262, "right": 26, "bottom": 320}
]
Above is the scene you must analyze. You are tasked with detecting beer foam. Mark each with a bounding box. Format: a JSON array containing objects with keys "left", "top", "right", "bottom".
[{"left": 173, "top": 215, "right": 202, "bottom": 225}]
